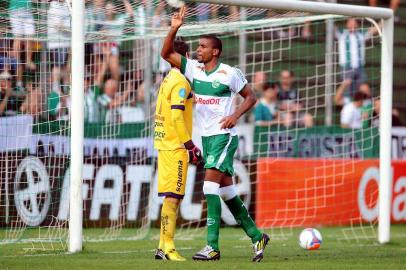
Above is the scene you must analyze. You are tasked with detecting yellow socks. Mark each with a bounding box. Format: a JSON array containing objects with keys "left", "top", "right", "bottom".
[{"left": 160, "top": 198, "right": 178, "bottom": 252}]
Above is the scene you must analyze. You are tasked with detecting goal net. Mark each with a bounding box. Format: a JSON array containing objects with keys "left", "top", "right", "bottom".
[{"left": 0, "top": 0, "right": 389, "bottom": 250}]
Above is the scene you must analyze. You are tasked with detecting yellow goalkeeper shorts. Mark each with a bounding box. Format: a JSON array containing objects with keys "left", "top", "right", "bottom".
[{"left": 157, "top": 149, "right": 189, "bottom": 199}]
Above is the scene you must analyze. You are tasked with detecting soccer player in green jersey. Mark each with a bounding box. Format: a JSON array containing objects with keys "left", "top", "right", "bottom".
[{"left": 161, "top": 6, "right": 270, "bottom": 262}]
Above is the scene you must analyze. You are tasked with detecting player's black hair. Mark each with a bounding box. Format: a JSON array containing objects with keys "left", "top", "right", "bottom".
[
  {"left": 353, "top": 91, "right": 368, "bottom": 102},
  {"left": 174, "top": 38, "right": 189, "bottom": 57},
  {"left": 200, "top": 34, "right": 223, "bottom": 57}
]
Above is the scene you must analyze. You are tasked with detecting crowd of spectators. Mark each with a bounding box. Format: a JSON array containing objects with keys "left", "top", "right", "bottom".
[
  {"left": 253, "top": 70, "right": 314, "bottom": 129},
  {"left": 253, "top": 67, "right": 402, "bottom": 130},
  {"left": 0, "top": 1, "right": 403, "bottom": 129},
  {"left": 253, "top": 17, "right": 402, "bottom": 129},
  {"left": 1, "top": 0, "right": 146, "bottom": 123}
]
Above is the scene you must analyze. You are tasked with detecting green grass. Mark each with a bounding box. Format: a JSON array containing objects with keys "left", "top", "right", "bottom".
[{"left": 1, "top": 226, "right": 406, "bottom": 270}]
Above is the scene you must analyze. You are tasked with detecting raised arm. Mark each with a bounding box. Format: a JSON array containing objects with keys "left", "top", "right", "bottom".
[
  {"left": 334, "top": 79, "right": 352, "bottom": 106},
  {"left": 122, "top": 0, "right": 134, "bottom": 16},
  {"left": 366, "top": 23, "right": 380, "bottom": 40},
  {"left": 95, "top": 49, "right": 110, "bottom": 86},
  {"left": 160, "top": 6, "right": 186, "bottom": 68},
  {"left": 110, "top": 86, "right": 133, "bottom": 109}
]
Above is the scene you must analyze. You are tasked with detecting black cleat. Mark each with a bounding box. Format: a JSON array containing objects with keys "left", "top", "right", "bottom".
[
  {"left": 252, "top": 233, "right": 270, "bottom": 262},
  {"left": 192, "top": 245, "right": 220, "bottom": 261}
]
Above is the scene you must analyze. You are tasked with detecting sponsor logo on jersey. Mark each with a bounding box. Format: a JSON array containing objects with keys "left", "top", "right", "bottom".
[
  {"left": 212, "top": 79, "right": 220, "bottom": 88},
  {"left": 196, "top": 97, "right": 220, "bottom": 105},
  {"left": 178, "top": 88, "right": 186, "bottom": 98}
]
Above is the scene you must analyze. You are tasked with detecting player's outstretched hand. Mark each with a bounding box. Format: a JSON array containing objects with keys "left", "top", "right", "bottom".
[
  {"left": 171, "top": 5, "right": 186, "bottom": 29},
  {"left": 219, "top": 114, "right": 238, "bottom": 129},
  {"left": 184, "top": 140, "right": 203, "bottom": 165}
]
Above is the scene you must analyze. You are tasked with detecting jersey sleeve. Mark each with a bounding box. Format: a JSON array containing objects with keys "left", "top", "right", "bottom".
[
  {"left": 180, "top": 55, "right": 196, "bottom": 82},
  {"left": 170, "top": 81, "right": 190, "bottom": 110},
  {"left": 230, "top": 67, "right": 248, "bottom": 93},
  {"left": 170, "top": 80, "right": 192, "bottom": 144}
]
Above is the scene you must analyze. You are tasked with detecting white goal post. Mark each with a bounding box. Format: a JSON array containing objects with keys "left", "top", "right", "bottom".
[
  {"left": 69, "top": 0, "right": 85, "bottom": 253},
  {"left": 68, "top": 0, "right": 394, "bottom": 252}
]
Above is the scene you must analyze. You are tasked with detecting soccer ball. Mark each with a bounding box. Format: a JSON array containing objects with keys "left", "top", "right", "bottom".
[
  {"left": 299, "top": 228, "right": 322, "bottom": 250},
  {"left": 166, "top": 0, "right": 185, "bottom": 8}
]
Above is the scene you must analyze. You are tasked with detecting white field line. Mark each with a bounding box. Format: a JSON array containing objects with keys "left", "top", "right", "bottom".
[{"left": 2, "top": 233, "right": 406, "bottom": 258}]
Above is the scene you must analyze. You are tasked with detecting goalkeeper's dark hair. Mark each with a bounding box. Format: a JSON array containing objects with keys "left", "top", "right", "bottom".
[
  {"left": 174, "top": 38, "right": 189, "bottom": 57},
  {"left": 200, "top": 34, "right": 222, "bottom": 57}
]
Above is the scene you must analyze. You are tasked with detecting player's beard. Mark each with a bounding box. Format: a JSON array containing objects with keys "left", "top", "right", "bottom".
[
  {"left": 197, "top": 54, "right": 208, "bottom": 64},
  {"left": 197, "top": 58, "right": 209, "bottom": 64}
]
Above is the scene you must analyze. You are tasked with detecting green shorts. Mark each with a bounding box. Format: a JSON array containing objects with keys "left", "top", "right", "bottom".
[{"left": 202, "top": 134, "right": 238, "bottom": 176}]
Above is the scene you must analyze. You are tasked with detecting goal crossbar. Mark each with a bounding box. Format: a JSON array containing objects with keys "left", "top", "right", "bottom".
[{"left": 187, "top": 0, "right": 393, "bottom": 19}]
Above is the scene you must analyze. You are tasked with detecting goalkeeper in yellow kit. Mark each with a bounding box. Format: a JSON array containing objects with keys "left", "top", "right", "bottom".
[{"left": 154, "top": 39, "right": 203, "bottom": 261}]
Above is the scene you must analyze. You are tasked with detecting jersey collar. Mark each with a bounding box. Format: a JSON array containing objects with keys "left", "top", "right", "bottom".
[{"left": 204, "top": 61, "right": 221, "bottom": 76}]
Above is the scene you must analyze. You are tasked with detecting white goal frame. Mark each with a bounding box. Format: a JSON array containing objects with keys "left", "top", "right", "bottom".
[{"left": 69, "top": 0, "right": 394, "bottom": 252}]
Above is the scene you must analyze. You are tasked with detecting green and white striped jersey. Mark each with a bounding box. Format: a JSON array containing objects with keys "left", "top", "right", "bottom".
[
  {"left": 335, "top": 29, "right": 370, "bottom": 69},
  {"left": 97, "top": 92, "right": 112, "bottom": 123},
  {"left": 180, "top": 56, "right": 247, "bottom": 136},
  {"left": 84, "top": 85, "right": 101, "bottom": 123}
]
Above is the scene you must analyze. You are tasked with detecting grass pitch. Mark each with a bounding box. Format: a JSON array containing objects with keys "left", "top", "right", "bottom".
[{"left": 1, "top": 226, "right": 406, "bottom": 270}]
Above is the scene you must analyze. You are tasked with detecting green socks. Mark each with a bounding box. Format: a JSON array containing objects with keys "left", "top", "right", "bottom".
[
  {"left": 225, "top": 195, "right": 262, "bottom": 243},
  {"left": 205, "top": 194, "right": 221, "bottom": 250},
  {"left": 204, "top": 182, "right": 262, "bottom": 250}
]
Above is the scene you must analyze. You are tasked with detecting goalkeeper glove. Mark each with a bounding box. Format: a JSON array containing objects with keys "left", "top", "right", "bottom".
[{"left": 184, "top": 140, "right": 203, "bottom": 165}]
